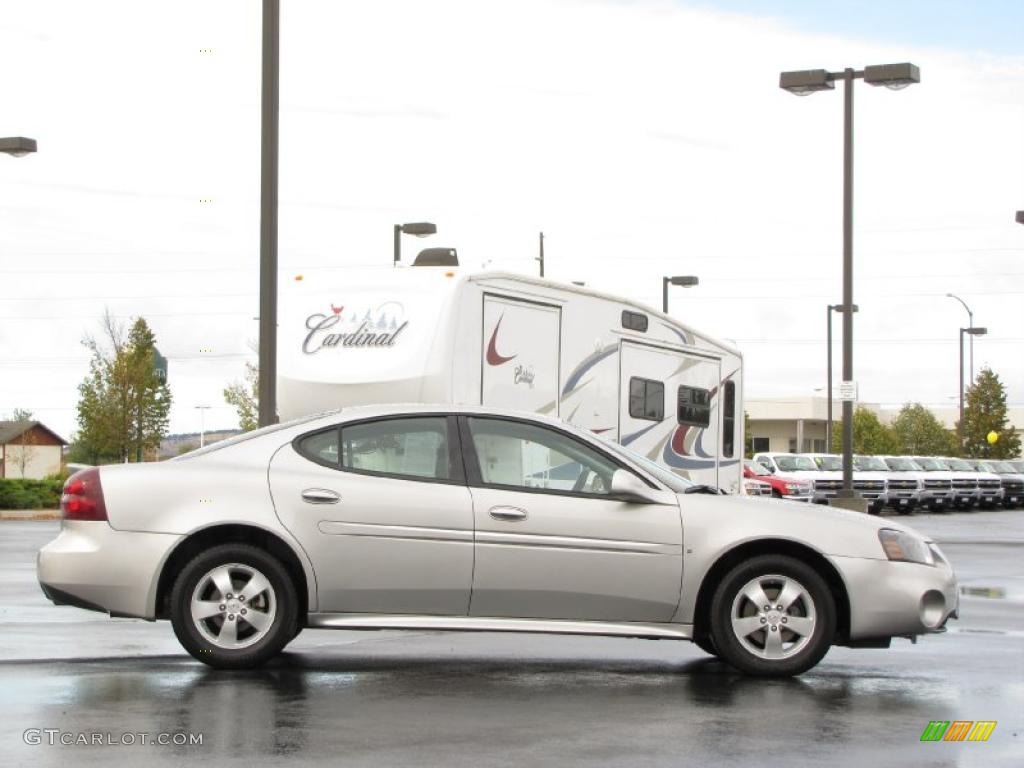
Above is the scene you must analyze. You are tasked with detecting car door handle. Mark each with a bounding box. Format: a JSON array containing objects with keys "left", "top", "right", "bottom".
[
  {"left": 489, "top": 505, "right": 528, "bottom": 521},
  {"left": 301, "top": 488, "right": 340, "bottom": 505}
]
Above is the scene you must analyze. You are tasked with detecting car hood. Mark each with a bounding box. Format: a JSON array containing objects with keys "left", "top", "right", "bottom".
[{"left": 677, "top": 493, "right": 931, "bottom": 560}]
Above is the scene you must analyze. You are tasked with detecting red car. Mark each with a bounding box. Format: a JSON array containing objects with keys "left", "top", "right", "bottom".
[{"left": 744, "top": 460, "right": 814, "bottom": 502}]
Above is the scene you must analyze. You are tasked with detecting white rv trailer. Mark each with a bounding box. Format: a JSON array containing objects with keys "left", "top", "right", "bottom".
[{"left": 277, "top": 266, "right": 743, "bottom": 492}]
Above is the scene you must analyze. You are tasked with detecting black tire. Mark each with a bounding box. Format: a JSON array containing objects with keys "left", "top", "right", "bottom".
[
  {"left": 694, "top": 634, "right": 718, "bottom": 657},
  {"left": 709, "top": 554, "right": 836, "bottom": 677},
  {"left": 170, "top": 543, "right": 298, "bottom": 669}
]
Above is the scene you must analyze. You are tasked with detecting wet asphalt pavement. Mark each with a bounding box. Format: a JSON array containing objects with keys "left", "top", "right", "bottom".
[{"left": 1, "top": 512, "right": 1022, "bottom": 767}]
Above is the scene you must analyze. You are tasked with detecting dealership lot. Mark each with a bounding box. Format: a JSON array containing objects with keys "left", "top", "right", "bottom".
[{"left": 1, "top": 513, "right": 1021, "bottom": 767}]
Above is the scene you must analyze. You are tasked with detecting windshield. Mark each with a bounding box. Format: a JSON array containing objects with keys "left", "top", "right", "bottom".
[
  {"left": 810, "top": 455, "right": 842, "bottom": 471},
  {"left": 853, "top": 456, "right": 888, "bottom": 471},
  {"left": 914, "top": 457, "right": 947, "bottom": 470},
  {"left": 601, "top": 440, "right": 697, "bottom": 493},
  {"left": 988, "top": 461, "right": 1011, "bottom": 473},
  {"left": 946, "top": 458, "right": 974, "bottom": 471},
  {"left": 884, "top": 457, "right": 921, "bottom": 471},
  {"left": 745, "top": 460, "right": 770, "bottom": 476},
  {"left": 775, "top": 455, "right": 817, "bottom": 472}
]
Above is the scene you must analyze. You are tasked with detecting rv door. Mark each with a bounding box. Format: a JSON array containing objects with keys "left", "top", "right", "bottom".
[
  {"left": 618, "top": 341, "right": 721, "bottom": 487},
  {"left": 481, "top": 295, "right": 561, "bottom": 416}
]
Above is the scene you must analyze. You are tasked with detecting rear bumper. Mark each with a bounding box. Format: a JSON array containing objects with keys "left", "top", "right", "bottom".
[
  {"left": 830, "top": 554, "right": 959, "bottom": 640},
  {"left": 37, "top": 521, "right": 181, "bottom": 620}
]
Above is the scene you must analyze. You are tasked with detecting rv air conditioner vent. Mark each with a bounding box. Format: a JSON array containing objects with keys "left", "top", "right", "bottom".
[{"left": 414, "top": 247, "right": 459, "bottom": 267}]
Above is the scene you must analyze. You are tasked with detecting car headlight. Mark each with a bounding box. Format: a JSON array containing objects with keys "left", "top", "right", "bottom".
[{"left": 878, "top": 528, "right": 935, "bottom": 566}]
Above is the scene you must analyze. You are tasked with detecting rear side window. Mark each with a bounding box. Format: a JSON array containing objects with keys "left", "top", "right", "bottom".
[
  {"left": 341, "top": 417, "right": 450, "bottom": 480},
  {"left": 629, "top": 377, "right": 664, "bottom": 421},
  {"left": 721, "top": 380, "right": 736, "bottom": 458},
  {"left": 296, "top": 417, "right": 452, "bottom": 481},
  {"left": 297, "top": 428, "right": 340, "bottom": 465},
  {"left": 677, "top": 386, "right": 711, "bottom": 427}
]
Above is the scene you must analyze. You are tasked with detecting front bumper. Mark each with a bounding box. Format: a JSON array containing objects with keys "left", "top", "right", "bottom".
[
  {"left": 830, "top": 554, "right": 958, "bottom": 641},
  {"left": 37, "top": 520, "right": 181, "bottom": 619}
]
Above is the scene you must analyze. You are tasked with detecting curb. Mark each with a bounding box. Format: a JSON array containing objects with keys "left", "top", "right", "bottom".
[{"left": 0, "top": 509, "right": 60, "bottom": 521}]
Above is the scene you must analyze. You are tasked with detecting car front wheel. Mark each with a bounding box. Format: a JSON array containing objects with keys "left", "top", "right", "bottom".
[
  {"left": 709, "top": 555, "right": 836, "bottom": 677},
  {"left": 170, "top": 543, "right": 298, "bottom": 669}
]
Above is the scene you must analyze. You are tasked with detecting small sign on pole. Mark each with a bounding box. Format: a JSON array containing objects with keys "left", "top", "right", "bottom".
[{"left": 839, "top": 380, "right": 857, "bottom": 402}]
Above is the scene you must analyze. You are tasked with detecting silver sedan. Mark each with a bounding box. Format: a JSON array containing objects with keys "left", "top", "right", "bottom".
[{"left": 38, "top": 405, "right": 958, "bottom": 676}]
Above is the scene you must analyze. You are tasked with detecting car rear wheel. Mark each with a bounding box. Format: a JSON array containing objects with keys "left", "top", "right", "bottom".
[
  {"left": 170, "top": 544, "right": 298, "bottom": 669},
  {"left": 709, "top": 555, "right": 835, "bottom": 677}
]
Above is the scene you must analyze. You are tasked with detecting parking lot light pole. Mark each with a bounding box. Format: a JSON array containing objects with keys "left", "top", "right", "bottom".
[
  {"left": 959, "top": 326, "right": 987, "bottom": 449},
  {"left": 781, "top": 62, "right": 919, "bottom": 500},
  {"left": 258, "top": 0, "right": 280, "bottom": 429},
  {"left": 662, "top": 275, "right": 699, "bottom": 314},
  {"left": 946, "top": 293, "right": 975, "bottom": 382},
  {"left": 393, "top": 222, "right": 437, "bottom": 266}
]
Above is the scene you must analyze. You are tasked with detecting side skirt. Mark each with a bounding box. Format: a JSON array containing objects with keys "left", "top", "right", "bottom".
[{"left": 306, "top": 613, "right": 694, "bottom": 641}]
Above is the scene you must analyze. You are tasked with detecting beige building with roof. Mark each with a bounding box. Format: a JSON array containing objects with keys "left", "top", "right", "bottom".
[{"left": 0, "top": 421, "right": 68, "bottom": 479}]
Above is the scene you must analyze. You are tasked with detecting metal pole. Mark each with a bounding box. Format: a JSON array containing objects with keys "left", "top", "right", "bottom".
[
  {"left": 840, "top": 68, "right": 854, "bottom": 496},
  {"left": 958, "top": 328, "right": 965, "bottom": 452},
  {"left": 393, "top": 224, "right": 401, "bottom": 266},
  {"left": 968, "top": 307, "right": 974, "bottom": 385},
  {"left": 257, "top": 0, "right": 280, "bottom": 428},
  {"left": 200, "top": 409, "right": 207, "bottom": 448},
  {"left": 538, "top": 232, "right": 545, "bottom": 277},
  {"left": 662, "top": 277, "right": 669, "bottom": 314},
  {"left": 826, "top": 304, "right": 833, "bottom": 450}
]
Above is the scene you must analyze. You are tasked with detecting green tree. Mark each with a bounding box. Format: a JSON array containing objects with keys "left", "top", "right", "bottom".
[
  {"left": 2, "top": 408, "right": 34, "bottom": 421},
  {"left": 223, "top": 361, "right": 258, "bottom": 432},
  {"left": 959, "top": 367, "right": 1021, "bottom": 459},
  {"left": 830, "top": 406, "right": 899, "bottom": 455},
  {"left": 75, "top": 312, "right": 172, "bottom": 463},
  {"left": 890, "top": 403, "right": 957, "bottom": 457}
]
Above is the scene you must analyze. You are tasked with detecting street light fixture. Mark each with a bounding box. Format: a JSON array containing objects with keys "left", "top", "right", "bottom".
[
  {"left": 662, "top": 275, "right": 699, "bottom": 313},
  {"left": 781, "top": 61, "right": 919, "bottom": 505},
  {"left": 1016, "top": 211, "right": 1024, "bottom": 225},
  {"left": 958, "top": 326, "right": 987, "bottom": 449},
  {"left": 0, "top": 137, "right": 37, "bottom": 157},
  {"left": 946, "top": 293, "right": 976, "bottom": 383},
  {"left": 393, "top": 222, "right": 437, "bottom": 266}
]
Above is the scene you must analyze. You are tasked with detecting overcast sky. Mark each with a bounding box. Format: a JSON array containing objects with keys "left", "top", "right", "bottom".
[{"left": 1, "top": 0, "right": 1022, "bottom": 439}]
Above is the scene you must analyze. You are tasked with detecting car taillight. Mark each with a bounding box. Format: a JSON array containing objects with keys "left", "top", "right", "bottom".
[{"left": 61, "top": 467, "right": 108, "bottom": 521}]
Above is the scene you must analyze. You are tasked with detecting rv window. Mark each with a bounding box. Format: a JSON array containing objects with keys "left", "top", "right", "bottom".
[
  {"left": 722, "top": 380, "right": 736, "bottom": 458},
  {"left": 621, "top": 310, "right": 648, "bottom": 333},
  {"left": 677, "top": 386, "right": 711, "bottom": 428},
  {"left": 629, "top": 378, "right": 665, "bottom": 421}
]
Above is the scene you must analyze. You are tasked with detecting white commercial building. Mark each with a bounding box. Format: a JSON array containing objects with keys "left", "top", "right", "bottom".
[{"left": 746, "top": 397, "right": 1023, "bottom": 455}]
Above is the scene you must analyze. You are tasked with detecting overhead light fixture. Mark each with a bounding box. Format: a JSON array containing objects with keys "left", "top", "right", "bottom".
[
  {"left": 779, "top": 70, "right": 834, "bottom": 96},
  {"left": 864, "top": 63, "right": 921, "bottom": 90}
]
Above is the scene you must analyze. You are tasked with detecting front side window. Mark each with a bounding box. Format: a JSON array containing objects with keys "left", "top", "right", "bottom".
[
  {"left": 467, "top": 417, "right": 619, "bottom": 495},
  {"left": 629, "top": 377, "right": 664, "bottom": 421},
  {"left": 340, "top": 417, "right": 451, "bottom": 480}
]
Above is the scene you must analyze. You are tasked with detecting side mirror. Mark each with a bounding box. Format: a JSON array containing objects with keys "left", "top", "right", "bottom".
[{"left": 610, "top": 469, "right": 663, "bottom": 504}]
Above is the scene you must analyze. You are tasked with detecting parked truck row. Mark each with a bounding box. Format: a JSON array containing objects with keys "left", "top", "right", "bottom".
[{"left": 746, "top": 454, "right": 1024, "bottom": 515}]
